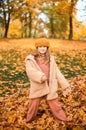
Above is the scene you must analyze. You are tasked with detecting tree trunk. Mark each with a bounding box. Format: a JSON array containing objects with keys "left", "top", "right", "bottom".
[
  {"left": 50, "top": 16, "right": 56, "bottom": 38},
  {"left": 50, "top": 17, "right": 54, "bottom": 37},
  {"left": 68, "top": 15, "right": 73, "bottom": 40},
  {"left": 33, "top": 22, "right": 38, "bottom": 38},
  {"left": 28, "top": 12, "right": 32, "bottom": 38},
  {"left": 4, "top": 12, "right": 10, "bottom": 38},
  {"left": 3, "top": 0, "right": 11, "bottom": 38},
  {"left": 68, "top": 0, "right": 73, "bottom": 40},
  {"left": 50, "top": 2, "right": 56, "bottom": 38}
]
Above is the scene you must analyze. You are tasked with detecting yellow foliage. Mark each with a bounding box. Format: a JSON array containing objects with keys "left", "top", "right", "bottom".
[
  {"left": 72, "top": 126, "right": 84, "bottom": 130},
  {"left": 8, "top": 114, "right": 17, "bottom": 124},
  {"left": 8, "top": 20, "right": 22, "bottom": 38},
  {"left": 24, "top": 0, "right": 40, "bottom": 6},
  {"left": 0, "top": 126, "right": 3, "bottom": 130},
  {"left": 79, "top": 109, "right": 85, "bottom": 117}
]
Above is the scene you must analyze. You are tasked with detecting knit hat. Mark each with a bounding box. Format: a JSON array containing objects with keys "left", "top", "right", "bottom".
[{"left": 35, "top": 38, "right": 50, "bottom": 48}]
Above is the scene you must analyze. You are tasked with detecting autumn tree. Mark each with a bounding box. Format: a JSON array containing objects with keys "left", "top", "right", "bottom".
[
  {"left": 0, "top": 0, "right": 13, "bottom": 38},
  {"left": 43, "top": 1, "right": 57, "bottom": 38},
  {"left": 41, "top": 0, "right": 78, "bottom": 39},
  {"left": 68, "top": 0, "right": 78, "bottom": 40},
  {"left": 21, "top": 0, "right": 42, "bottom": 38},
  {"left": 40, "top": 0, "right": 69, "bottom": 38},
  {"left": 0, "top": 0, "right": 40, "bottom": 38},
  {"left": 0, "top": 0, "right": 24, "bottom": 38}
]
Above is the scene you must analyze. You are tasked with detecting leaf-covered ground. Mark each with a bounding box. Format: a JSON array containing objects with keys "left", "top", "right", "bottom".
[{"left": 0, "top": 39, "right": 86, "bottom": 130}]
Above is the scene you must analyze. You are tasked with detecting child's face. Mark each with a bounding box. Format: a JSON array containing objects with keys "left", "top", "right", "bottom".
[{"left": 37, "top": 46, "right": 48, "bottom": 54}]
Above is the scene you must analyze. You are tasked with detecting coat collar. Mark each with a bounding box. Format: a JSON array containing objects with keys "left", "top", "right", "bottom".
[{"left": 26, "top": 54, "right": 55, "bottom": 62}]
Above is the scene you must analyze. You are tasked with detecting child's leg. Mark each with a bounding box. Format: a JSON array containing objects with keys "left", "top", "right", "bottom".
[
  {"left": 47, "top": 98, "right": 67, "bottom": 123},
  {"left": 26, "top": 97, "right": 41, "bottom": 122}
]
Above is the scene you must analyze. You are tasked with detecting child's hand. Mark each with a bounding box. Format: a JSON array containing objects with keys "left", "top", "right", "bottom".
[
  {"left": 41, "top": 75, "right": 47, "bottom": 82},
  {"left": 63, "top": 86, "right": 71, "bottom": 97}
]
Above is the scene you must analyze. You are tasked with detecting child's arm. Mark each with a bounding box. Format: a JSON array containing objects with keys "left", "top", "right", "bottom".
[
  {"left": 26, "top": 60, "right": 46, "bottom": 83},
  {"left": 55, "top": 62, "right": 71, "bottom": 96}
]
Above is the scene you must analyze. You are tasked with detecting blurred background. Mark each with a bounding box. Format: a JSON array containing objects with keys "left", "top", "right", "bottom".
[{"left": 0, "top": 0, "right": 86, "bottom": 40}]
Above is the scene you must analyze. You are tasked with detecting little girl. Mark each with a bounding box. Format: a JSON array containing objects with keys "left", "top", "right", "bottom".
[{"left": 25, "top": 37, "right": 71, "bottom": 123}]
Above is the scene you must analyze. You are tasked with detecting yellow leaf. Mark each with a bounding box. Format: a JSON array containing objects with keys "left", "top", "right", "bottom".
[
  {"left": 42, "top": 114, "right": 47, "bottom": 119},
  {"left": 0, "top": 126, "right": 3, "bottom": 130},
  {"left": 36, "top": 125, "right": 45, "bottom": 130},
  {"left": 72, "top": 126, "right": 83, "bottom": 130},
  {"left": 8, "top": 114, "right": 17, "bottom": 123},
  {"left": 7, "top": 101, "right": 13, "bottom": 106},
  {"left": 79, "top": 109, "right": 85, "bottom": 117}
]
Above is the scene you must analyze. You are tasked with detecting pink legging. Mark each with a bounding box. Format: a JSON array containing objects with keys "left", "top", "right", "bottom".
[{"left": 26, "top": 97, "right": 67, "bottom": 123}]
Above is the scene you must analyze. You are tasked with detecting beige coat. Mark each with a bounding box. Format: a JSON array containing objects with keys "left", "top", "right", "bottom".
[{"left": 25, "top": 54, "right": 70, "bottom": 100}]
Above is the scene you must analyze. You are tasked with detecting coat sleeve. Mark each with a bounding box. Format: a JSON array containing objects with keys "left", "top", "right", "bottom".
[
  {"left": 26, "top": 59, "right": 45, "bottom": 83},
  {"left": 55, "top": 61, "right": 70, "bottom": 90}
]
